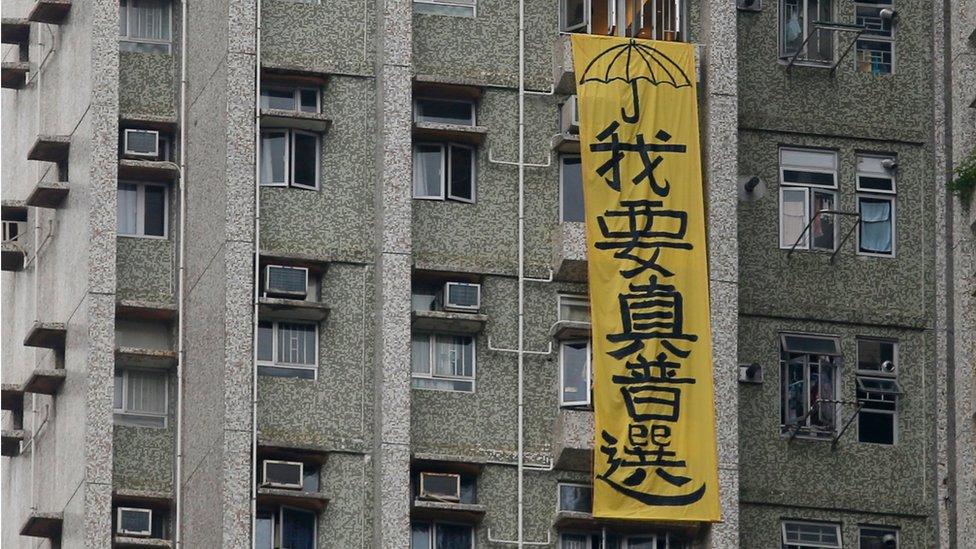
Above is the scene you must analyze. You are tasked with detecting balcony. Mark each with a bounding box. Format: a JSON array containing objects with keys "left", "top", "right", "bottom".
[
  {"left": 1, "top": 18, "right": 30, "bottom": 45},
  {"left": 1, "top": 429, "right": 27, "bottom": 457},
  {"left": 2, "top": 241, "right": 26, "bottom": 272},
  {"left": 22, "top": 368, "right": 66, "bottom": 395},
  {"left": 25, "top": 181, "right": 69, "bottom": 209},
  {"left": 26, "top": 0, "right": 71, "bottom": 25},
  {"left": 116, "top": 299, "right": 178, "bottom": 322},
  {"left": 27, "top": 135, "right": 70, "bottom": 163},
  {"left": 1, "top": 384, "right": 24, "bottom": 411},
  {"left": 553, "top": 408, "right": 593, "bottom": 471},
  {"left": 1, "top": 61, "right": 29, "bottom": 89},
  {"left": 19, "top": 511, "right": 62, "bottom": 540},
  {"left": 23, "top": 321, "right": 67, "bottom": 350},
  {"left": 552, "top": 222, "right": 588, "bottom": 282}
]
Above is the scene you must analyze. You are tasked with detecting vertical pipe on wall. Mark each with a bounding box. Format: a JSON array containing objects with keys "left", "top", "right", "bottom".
[
  {"left": 174, "top": 0, "right": 189, "bottom": 545},
  {"left": 516, "top": 0, "right": 527, "bottom": 543},
  {"left": 251, "top": 0, "right": 263, "bottom": 546}
]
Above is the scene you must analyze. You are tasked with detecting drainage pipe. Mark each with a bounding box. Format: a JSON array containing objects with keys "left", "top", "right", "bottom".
[
  {"left": 173, "top": 0, "right": 189, "bottom": 545},
  {"left": 516, "top": 0, "right": 527, "bottom": 543},
  {"left": 250, "top": 0, "right": 263, "bottom": 546}
]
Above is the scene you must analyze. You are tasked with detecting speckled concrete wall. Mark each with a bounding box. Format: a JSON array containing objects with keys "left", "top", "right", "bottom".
[
  {"left": 740, "top": 504, "right": 929, "bottom": 548},
  {"left": 116, "top": 236, "right": 175, "bottom": 303},
  {"left": 112, "top": 378, "right": 177, "bottom": 494},
  {"left": 118, "top": 51, "right": 177, "bottom": 122}
]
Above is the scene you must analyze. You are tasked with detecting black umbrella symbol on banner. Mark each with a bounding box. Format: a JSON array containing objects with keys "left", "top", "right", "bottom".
[{"left": 578, "top": 39, "right": 692, "bottom": 124}]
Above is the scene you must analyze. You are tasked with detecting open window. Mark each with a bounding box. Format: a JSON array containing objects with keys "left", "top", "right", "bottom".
[
  {"left": 261, "top": 85, "right": 320, "bottom": 114},
  {"left": 856, "top": 154, "right": 896, "bottom": 256},
  {"left": 560, "top": 340, "right": 591, "bottom": 407},
  {"left": 560, "top": 0, "right": 686, "bottom": 41},
  {"left": 410, "top": 522, "right": 474, "bottom": 549},
  {"left": 560, "top": 155, "right": 585, "bottom": 223},
  {"left": 411, "top": 333, "right": 476, "bottom": 392},
  {"left": 859, "top": 525, "right": 899, "bottom": 548},
  {"left": 779, "top": 0, "right": 833, "bottom": 63},
  {"left": 780, "top": 334, "right": 841, "bottom": 439},
  {"left": 854, "top": 0, "right": 895, "bottom": 74},
  {"left": 779, "top": 148, "right": 838, "bottom": 251},
  {"left": 260, "top": 129, "right": 320, "bottom": 190},
  {"left": 412, "top": 97, "right": 478, "bottom": 203},
  {"left": 255, "top": 507, "right": 316, "bottom": 549},
  {"left": 856, "top": 338, "right": 900, "bottom": 445},
  {"left": 118, "top": 181, "right": 168, "bottom": 238}
]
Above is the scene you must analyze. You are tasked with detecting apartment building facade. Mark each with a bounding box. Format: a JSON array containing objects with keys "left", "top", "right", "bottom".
[{"left": 0, "top": 0, "right": 971, "bottom": 548}]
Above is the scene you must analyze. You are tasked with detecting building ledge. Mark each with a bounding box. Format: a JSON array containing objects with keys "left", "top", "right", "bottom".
[
  {"left": 551, "top": 132, "right": 580, "bottom": 154},
  {"left": 550, "top": 320, "right": 591, "bottom": 341},
  {"left": 115, "top": 347, "right": 177, "bottom": 369},
  {"left": 19, "top": 511, "right": 62, "bottom": 539},
  {"left": 27, "top": 0, "right": 71, "bottom": 24},
  {"left": 114, "top": 536, "right": 172, "bottom": 548},
  {"left": 114, "top": 488, "right": 173, "bottom": 506},
  {"left": 1, "top": 383, "right": 24, "bottom": 411},
  {"left": 24, "top": 321, "right": 67, "bottom": 349},
  {"left": 258, "top": 439, "right": 331, "bottom": 465},
  {"left": 413, "top": 77, "right": 483, "bottom": 100},
  {"left": 261, "top": 63, "right": 330, "bottom": 86},
  {"left": 256, "top": 487, "right": 329, "bottom": 512},
  {"left": 554, "top": 407, "right": 593, "bottom": 472},
  {"left": 118, "top": 159, "right": 179, "bottom": 182},
  {"left": 23, "top": 368, "right": 66, "bottom": 395},
  {"left": 2, "top": 242, "right": 26, "bottom": 272},
  {"left": 413, "top": 121, "right": 487, "bottom": 145},
  {"left": 25, "top": 181, "right": 68, "bottom": 209},
  {"left": 119, "top": 115, "right": 177, "bottom": 133},
  {"left": 261, "top": 109, "right": 333, "bottom": 133},
  {"left": 554, "top": 510, "right": 596, "bottom": 529},
  {"left": 258, "top": 297, "right": 330, "bottom": 322},
  {"left": 553, "top": 222, "right": 588, "bottom": 282},
  {"left": 1, "top": 61, "right": 29, "bottom": 89},
  {"left": 260, "top": 250, "right": 330, "bottom": 274},
  {"left": 116, "top": 300, "right": 177, "bottom": 322},
  {"left": 1, "top": 429, "right": 27, "bottom": 457},
  {"left": 411, "top": 452, "right": 486, "bottom": 475},
  {"left": 411, "top": 310, "right": 488, "bottom": 335},
  {"left": 411, "top": 500, "right": 487, "bottom": 523},
  {"left": 1, "top": 18, "right": 30, "bottom": 44},
  {"left": 2, "top": 199, "right": 28, "bottom": 219},
  {"left": 27, "top": 135, "right": 70, "bottom": 163}
]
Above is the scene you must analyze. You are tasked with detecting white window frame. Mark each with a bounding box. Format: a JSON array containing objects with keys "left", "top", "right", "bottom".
[
  {"left": 559, "top": 532, "right": 682, "bottom": 548},
  {"left": 778, "top": 0, "right": 835, "bottom": 64},
  {"left": 858, "top": 525, "right": 898, "bottom": 549},
  {"left": 257, "top": 320, "right": 319, "bottom": 379},
  {"left": 411, "top": 521, "right": 476, "bottom": 549},
  {"left": 559, "top": 340, "right": 592, "bottom": 407},
  {"left": 855, "top": 337, "right": 899, "bottom": 445},
  {"left": 119, "top": 0, "right": 173, "bottom": 53},
  {"left": 114, "top": 368, "right": 169, "bottom": 429},
  {"left": 413, "top": 0, "right": 477, "bottom": 17},
  {"left": 855, "top": 154, "right": 896, "bottom": 257},
  {"left": 2, "top": 220, "right": 23, "bottom": 242},
  {"left": 118, "top": 180, "right": 169, "bottom": 239},
  {"left": 411, "top": 333, "right": 477, "bottom": 393},
  {"left": 778, "top": 147, "right": 839, "bottom": 251},
  {"left": 412, "top": 142, "right": 476, "bottom": 203},
  {"left": 260, "top": 129, "right": 321, "bottom": 190},
  {"left": 413, "top": 97, "right": 476, "bottom": 126},
  {"left": 556, "top": 482, "right": 592, "bottom": 513},
  {"left": 853, "top": 1, "right": 896, "bottom": 75},
  {"left": 557, "top": 294, "right": 591, "bottom": 323},
  {"left": 781, "top": 520, "right": 843, "bottom": 549},
  {"left": 559, "top": 0, "right": 687, "bottom": 41},
  {"left": 278, "top": 506, "right": 318, "bottom": 548},
  {"left": 855, "top": 337, "right": 897, "bottom": 376},
  {"left": 779, "top": 333, "right": 841, "bottom": 440},
  {"left": 260, "top": 84, "right": 321, "bottom": 114},
  {"left": 559, "top": 154, "right": 584, "bottom": 223}
]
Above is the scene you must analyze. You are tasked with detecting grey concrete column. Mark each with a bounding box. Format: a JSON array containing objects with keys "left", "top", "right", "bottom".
[
  {"left": 700, "top": 0, "right": 740, "bottom": 544},
  {"left": 371, "top": 0, "right": 414, "bottom": 546}
]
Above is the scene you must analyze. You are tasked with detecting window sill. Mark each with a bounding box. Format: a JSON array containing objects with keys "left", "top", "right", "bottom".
[
  {"left": 113, "top": 535, "right": 172, "bottom": 548},
  {"left": 115, "top": 346, "right": 178, "bottom": 369},
  {"left": 256, "top": 487, "right": 329, "bottom": 512},
  {"left": 411, "top": 499, "right": 486, "bottom": 524},
  {"left": 550, "top": 320, "right": 591, "bottom": 341},
  {"left": 413, "top": 121, "right": 487, "bottom": 145},
  {"left": 551, "top": 131, "right": 580, "bottom": 154},
  {"left": 411, "top": 309, "right": 488, "bottom": 335},
  {"left": 260, "top": 108, "right": 333, "bottom": 133},
  {"left": 118, "top": 158, "right": 180, "bottom": 182},
  {"left": 258, "top": 296, "right": 330, "bottom": 322},
  {"left": 553, "top": 510, "right": 596, "bottom": 529},
  {"left": 116, "top": 299, "right": 178, "bottom": 322}
]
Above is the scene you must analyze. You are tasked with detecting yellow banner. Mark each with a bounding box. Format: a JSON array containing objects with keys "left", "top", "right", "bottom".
[{"left": 572, "top": 34, "right": 720, "bottom": 522}]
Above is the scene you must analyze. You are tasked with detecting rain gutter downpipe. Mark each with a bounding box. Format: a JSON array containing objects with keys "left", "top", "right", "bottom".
[
  {"left": 250, "top": 0, "right": 263, "bottom": 547},
  {"left": 174, "top": 0, "right": 188, "bottom": 545},
  {"left": 516, "top": 0, "right": 527, "bottom": 543}
]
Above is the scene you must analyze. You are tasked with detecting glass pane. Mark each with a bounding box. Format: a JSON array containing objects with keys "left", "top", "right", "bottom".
[
  {"left": 561, "top": 342, "right": 589, "bottom": 404},
  {"left": 560, "top": 534, "right": 589, "bottom": 549},
  {"left": 411, "top": 523, "right": 431, "bottom": 549},
  {"left": 414, "top": 2, "right": 476, "bottom": 16},
  {"left": 561, "top": 156, "right": 584, "bottom": 222},
  {"left": 449, "top": 146, "right": 474, "bottom": 201},
  {"left": 261, "top": 87, "right": 297, "bottom": 111},
  {"left": 126, "top": 370, "right": 166, "bottom": 415},
  {"left": 260, "top": 132, "right": 288, "bottom": 185},
  {"left": 128, "top": 0, "right": 169, "bottom": 41},
  {"left": 257, "top": 321, "right": 274, "bottom": 362},
  {"left": 277, "top": 322, "right": 316, "bottom": 365},
  {"left": 781, "top": 148, "right": 836, "bottom": 170},
  {"left": 780, "top": 188, "right": 808, "bottom": 248},
  {"left": 416, "top": 98, "right": 474, "bottom": 125},
  {"left": 782, "top": 169, "right": 835, "bottom": 186},
  {"left": 857, "top": 339, "right": 895, "bottom": 372},
  {"left": 299, "top": 89, "right": 318, "bottom": 113},
  {"left": 434, "top": 336, "right": 473, "bottom": 377},
  {"left": 562, "top": 0, "right": 586, "bottom": 30},
  {"left": 782, "top": 334, "right": 840, "bottom": 356},
  {"left": 859, "top": 197, "right": 893, "bottom": 254},
  {"left": 280, "top": 508, "right": 315, "bottom": 549},
  {"left": 859, "top": 527, "right": 897, "bottom": 549},
  {"left": 781, "top": 0, "right": 804, "bottom": 55},
  {"left": 856, "top": 5, "right": 892, "bottom": 36},
  {"left": 413, "top": 145, "right": 444, "bottom": 198},
  {"left": 435, "top": 523, "right": 472, "bottom": 549},
  {"left": 411, "top": 334, "right": 431, "bottom": 374},
  {"left": 255, "top": 511, "right": 275, "bottom": 549},
  {"left": 810, "top": 191, "right": 835, "bottom": 251},
  {"left": 559, "top": 296, "right": 590, "bottom": 322},
  {"left": 120, "top": 0, "right": 128, "bottom": 35},
  {"left": 558, "top": 483, "right": 592, "bottom": 512},
  {"left": 292, "top": 132, "right": 318, "bottom": 188},
  {"left": 783, "top": 358, "right": 807, "bottom": 425},
  {"left": 144, "top": 185, "right": 166, "bottom": 237},
  {"left": 856, "top": 39, "right": 893, "bottom": 75},
  {"left": 114, "top": 372, "right": 124, "bottom": 409},
  {"left": 118, "top": 183, "right": 139, "bottom": 235},
  {"left": 412, "top": 289, "right": 437, "bottom": 311}
]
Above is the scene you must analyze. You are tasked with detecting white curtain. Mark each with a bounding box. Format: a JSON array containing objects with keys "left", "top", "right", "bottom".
[
  {"left": 860, "top": 199, "right": 892, "bottom": 252},
  {"left": 118, "top": 183, "right": 139, "bottom": 235},
  {"left": 781, "top": 188, "right": 807, "bottom": 247},
  {"left": 126, "top": 370, "right": 166, "bottom": 415},
  {"left": 413, "top": 145, "right": 443, "bottom": 197},
  {"left": 126, "top": 0, "right": 170, "bottom": 40},
  {"left": 277, "top": 323, "right": 315, "bottom": 365}
]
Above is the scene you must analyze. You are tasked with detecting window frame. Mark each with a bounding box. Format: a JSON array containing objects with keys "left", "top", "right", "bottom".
[
  {"left": 781, "top": 520, "right": 843, "bottom": 549},
  {"left": 556, "top": 482, "right": 593, "bottom": 513},
  {"left": 119, "top": 0, "right": 173, "bottom": 53},
  {"left": 557, "top": 293, "right": 591, "bottom": 323},
  {"left": 257, "top": 505, "right": 317, "bottom": 549},
  {"left": 257, "top": 320, "right": 320, "bottom": 380},
  {"left": 778, "top": 147, "right": 839, "bottom": 251},
  {"left": 260, "top": 84, "right": 321, "bottom": 114},
  {"left": 779, "top": 333, "right": 842, "bottom": 440},
  {"left": 114, "top": 367, "right": 169, "bottom": 429},
  {"left": 411, "top": 521, "right": 476, "bottom": 549},
  {"left": 558, "top": 0, "right": 688, "bottom": 41},
  {"left": 778, "top": 0, "right": 835, "bottom": 64},
  {"left": 855, "top": 338, "right": 900, "bottom": 445},
  {"left": 118, "top": 180, "right": 169, "bottom": 239},
  {"left": 559, "top": 339, "right": 592, "bottom": 407},
  {"left": 858, "top": 525, "right": 898, "bottom": 549},
  {"left": 447, "top": 143, "right": 477, "bottom": 204},
  {"left": 559, "top": 154, "right": 584, "bottom": 223},
  {"left": 854, "top": 156, "right": 896, "bottom": 257},
  {"left": 413, "top": 0, "right": 477, "bottom": 18},
  {"left": 855, "top": 337, "right": 898, "bottom": 376},
  {"left": 853, "top": 1, "right": 896, "bottom": 75},
  {"left": 413, "top": 97, "right": 477, "bottom": 126},
  {"left": 412, "top": 142, "right": 477, "bottom": 203},
  {"left": 259, "top": 128, "right": 321, "bottom": 190},
  {"left": 410, "top": 332, "right": 477, "bottom": 393}
]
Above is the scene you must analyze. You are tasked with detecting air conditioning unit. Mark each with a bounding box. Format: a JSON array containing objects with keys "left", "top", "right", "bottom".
[
  {"left": 419, "top": 472, "right": 461, "bottom": 502},
  {"left": 261, "top": 460, "right": 304, "bottom": 490},
  {"left": 435, "top": 282, "right": 481, "bottom": 313},
  {"left": 116, "top": 507, "right": 153, "bottom": 537},
  {"left": 263, "top": 265, "right": 309, "bottom": 299},
  {"left": 560, "top": 95, "right": 579, "bottom": 135},
  {"left": 736, "top": 0, "right": 761, "bottom": 11},
  {"left": 123, "top": 129, "right": 161, "bottom": 159}
]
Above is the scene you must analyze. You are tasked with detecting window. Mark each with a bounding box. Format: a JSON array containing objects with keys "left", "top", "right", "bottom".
[
  {"left": 559, "top": 0, "right": 685, "bottom": 42},
  {"left": 856, "top": 338, "right": 900, "bottom": 445},
  {"left": 782, "top": 521, "right": 842, "bottom": 549},
  {"left": 2, "top": 220, "right": 22, "bottom": 242},
  {"left": 414, "top": 98, "right": 476, "bottom": 126},
  {"left": 118, "top": 181, "right": 168, "bottom": 238},
  {"left": 560, "top": 155, "right": 585, "bottom": 223},
  {"left": 411, "top": 522, "right": 474, "bottom": 549},
  {"left": 560, "top": 341, "right": 591, "bottom": 407},
  {"left": 257, "top": 321, "right": 318, "bottom": 379},
  {"left": 261, "top": 86, "right": 320, "bottom": 114},
  {"left": 558, "top": 294, "right": 591, "bottom": 323},
  {"left": 855, "top": 0, "right": 895, "bottom": 74},
  {"left": 119, "top": 0, "right": 172, "bottom": 54},
  {"left": 256, "top": 507, "right": 316, "bottom": 549},
  {"left": 856, "top": 154, "right": 896, "bottom": 256},
  {"left": 260, "top": 458, "right": 320, "bottom": 492},
  {"left": 411, "top": 333, "right": 475, "bottom": 392},
  {"left": 859, "top": 526, "right": 898, "bottom": 548},
  {"left": 260, "top": 129, "right": 320, "bottom": 190},
  {"left": 557, "top": 483, "right": 592, "bottom": 513},
  {"left": 413, "top": 471, "right": 477, "bottom": 503},
  {"left": 414, "top": 0, "right": 476, "bottom": 17},
  {"left": 779, "top": 0, "right": 833, "bottom": 63},
  {"left": 779, "top": 148, "right": 838, "bottom": 251},
  {"left": 114, "top": 368, "right": 168, "bottom": 428},
  {"left": 559, "top": 533, "right": 686, "bottom": 548},
  {"left": 780, "top": 334, "right": 841, "bottom": 438},
  {"left": 412, "top": 143, "right": 475, "bottom": 203}
]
